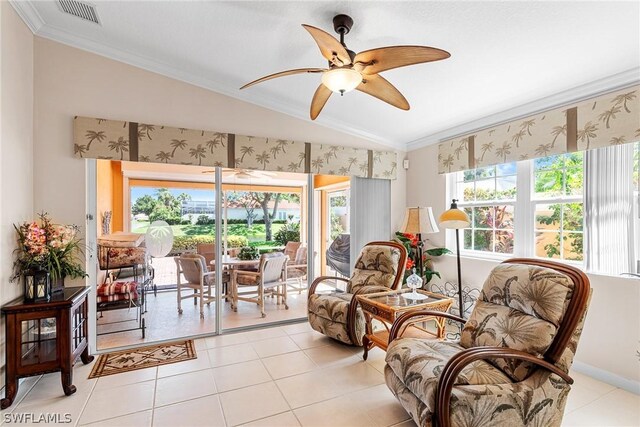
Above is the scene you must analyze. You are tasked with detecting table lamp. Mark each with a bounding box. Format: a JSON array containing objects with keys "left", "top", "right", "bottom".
[
  {"left": 438, "top": 199, "right": 471, "bottom": 318},
  {"left": 400, "top": 207, "right": 439, "bottom": 281}
]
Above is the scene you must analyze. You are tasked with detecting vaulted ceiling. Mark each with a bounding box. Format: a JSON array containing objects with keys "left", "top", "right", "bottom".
[{"left": 12, "top": 1, "right": 640, "bottom": 150}]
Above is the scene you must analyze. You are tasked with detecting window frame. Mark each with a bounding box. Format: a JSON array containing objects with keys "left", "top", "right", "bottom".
[
  {"left": 449, "top": 163, "right": 518, "bottom": 259},
  {"left": 447, "top": 154, "right": 585, "bottom": 265}
]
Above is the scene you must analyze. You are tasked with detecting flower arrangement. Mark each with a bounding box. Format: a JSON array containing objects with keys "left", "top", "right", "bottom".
[
  {"left": 11, "top": 213, "right": 87, "bottom": 283},
  {"left": 394, "top": 231, "right": 451, "bottom": 284}
]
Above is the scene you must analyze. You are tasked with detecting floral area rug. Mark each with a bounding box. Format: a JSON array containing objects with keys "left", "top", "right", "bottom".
[{"left": 88, "top": 340, "right": 196, "bottom": 379}]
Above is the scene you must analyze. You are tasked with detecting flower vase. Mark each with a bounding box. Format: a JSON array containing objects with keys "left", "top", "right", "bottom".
[{"left": 52, "top": 276, "right": 65, "bottom": 294}]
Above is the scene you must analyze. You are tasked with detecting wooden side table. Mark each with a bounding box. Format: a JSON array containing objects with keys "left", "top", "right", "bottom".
[
  {"left": 356, "top": 289, "right": 454, "bottom": 360},
  {"left": 1, "top": 286, "right": 94, "bottom": 409}
]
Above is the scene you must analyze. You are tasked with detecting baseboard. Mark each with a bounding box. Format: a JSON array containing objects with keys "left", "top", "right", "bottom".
[{"left": 572, "top": 360, "right": 640, "bottom": 395}]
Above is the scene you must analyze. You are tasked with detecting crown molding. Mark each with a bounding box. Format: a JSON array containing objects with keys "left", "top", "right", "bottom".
[
  {"left": 405, "top": 67, "right": 640, "bottom": 152},
  {"left": 8, "top": 0, "right": 45, "bottom": 33},
  {"left": 28, "top": 21, "right": 405, "bottom": 152}
]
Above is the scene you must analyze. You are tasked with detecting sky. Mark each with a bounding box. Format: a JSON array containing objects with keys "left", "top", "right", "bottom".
[{"left": 131, "top": 187, "right": 215, "bottom": 203}]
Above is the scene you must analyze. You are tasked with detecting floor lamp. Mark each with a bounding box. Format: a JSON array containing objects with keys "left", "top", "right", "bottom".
[
  {"left": 400, "top": 207, "right": 439, "bottom": 286},
  {"left": 438, "top": 199, "right": 471, "bottom": 318}
]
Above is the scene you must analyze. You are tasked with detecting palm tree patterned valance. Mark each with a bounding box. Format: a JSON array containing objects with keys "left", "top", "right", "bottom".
[
  {"left": 73, "top": 116, "right": 398, "bottom": 180},
  {"left": 438, "top": 85, "right": 639, "bottom": 173}
]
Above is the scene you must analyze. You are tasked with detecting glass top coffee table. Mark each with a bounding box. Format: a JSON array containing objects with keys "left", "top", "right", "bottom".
[{"left": 356, "top": 288, "right": 454, "bottom": 360}]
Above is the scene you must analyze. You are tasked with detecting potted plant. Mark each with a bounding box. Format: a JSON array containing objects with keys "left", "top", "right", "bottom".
[
  {"left": 394, "top": 231, "right": 451, "bottom": 285},
  {"left": 11, "top": 213, "right": 87, "bottom": 301}
]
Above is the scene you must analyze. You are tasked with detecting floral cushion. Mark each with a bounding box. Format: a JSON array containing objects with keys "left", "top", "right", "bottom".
[
  {"left": 349, "top": 244, "right": 402, "bottom": 294},
  {"left": 308, "top": 293, "right": 365, "bottom": 345},
  {"left": 461, "top": 263, "right": 574, "bottom": 381},
  {"left": 386, "top": 339, "right": 513, "bottom": 414},
  {"left": 99, "top": 246, "right": 147, "bottom": 270},
  {"left": 385, "top": 363, "right": 570, "bottom": 427}
]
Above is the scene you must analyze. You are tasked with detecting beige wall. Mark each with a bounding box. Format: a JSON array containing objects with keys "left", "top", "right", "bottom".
[
  {"left": 33, "top": 36, "right": 405, "bottom": 265},
  {"left": 407, "top": 143, "right": 640, "bottom": 390},
  {"left": 0, "top": 1, "right": 34, "bottom": 384}
]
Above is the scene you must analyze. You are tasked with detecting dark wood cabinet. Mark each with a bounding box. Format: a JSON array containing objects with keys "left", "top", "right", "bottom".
[{"left": 1, "top": 286, "right": 93, "bottom": 409}]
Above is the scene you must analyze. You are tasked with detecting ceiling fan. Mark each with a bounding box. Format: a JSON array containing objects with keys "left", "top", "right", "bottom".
[{"left": 240, "top": 14, "right": 450, "bottom": 120}]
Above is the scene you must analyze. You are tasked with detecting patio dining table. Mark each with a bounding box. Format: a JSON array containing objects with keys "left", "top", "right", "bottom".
[{"left": 209, "top": 256, "right": 261, "bottom": 303}]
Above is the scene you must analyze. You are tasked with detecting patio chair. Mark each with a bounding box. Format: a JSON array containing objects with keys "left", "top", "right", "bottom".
[
  {"left": 384, "top": 258, "right": 591, "bottom": 427},
  {"left": 307, "top": 240, "right": 407, "bottom": 346},
  {"left": 232, "top": 252, "right": 289, "bottom": 318},
  {"left": 283, "top": 241, "right": 302, "bottom": 261},
  {"left": 287, "top": 244, "right": 308, "bottom": 293},
  {"left": 196, "top": 243, "right": 215, "bottom": 270},
  {"left": 174, "top": 253, "right": 217, "bottom": 319}
]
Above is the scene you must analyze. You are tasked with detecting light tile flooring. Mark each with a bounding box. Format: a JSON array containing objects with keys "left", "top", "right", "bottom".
[
  {"left": 97, "top": 288, "right": 309, "bottom": 350},
  {"left": 2, "top": 323, "right": 639, "bottom": 426}
]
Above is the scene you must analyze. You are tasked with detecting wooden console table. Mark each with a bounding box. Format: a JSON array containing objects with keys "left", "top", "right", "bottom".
[
  {"left": 356, "top": 288, "right": 453, "bottom": 360},
  {"left": 1, "top": 286, "right": 93, "bottom": 409}
]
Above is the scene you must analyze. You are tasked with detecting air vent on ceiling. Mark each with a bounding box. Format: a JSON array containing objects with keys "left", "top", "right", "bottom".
[{"left": 57, "top": 0, "right": 100, "bottom": 25}]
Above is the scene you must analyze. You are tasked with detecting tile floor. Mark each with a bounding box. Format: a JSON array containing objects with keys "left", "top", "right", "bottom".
[
  {"left": 2, "top": 323, "right": 639, "bottom": 427},
  {"left": 96, "top": 288, "right": 309, "bottom": 350}
]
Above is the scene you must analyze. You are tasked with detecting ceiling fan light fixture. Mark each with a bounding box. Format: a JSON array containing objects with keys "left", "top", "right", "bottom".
[{"left": 321, "top": 68, "right": 362, "bottom": 95}]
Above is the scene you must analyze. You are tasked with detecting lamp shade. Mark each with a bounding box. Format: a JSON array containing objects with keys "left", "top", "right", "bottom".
[
  {"left": 400, "top": 207, "right": 439, "bottom": 235},
  {"left": 439, "top": 199, "right": 471, "bottom": 229}
]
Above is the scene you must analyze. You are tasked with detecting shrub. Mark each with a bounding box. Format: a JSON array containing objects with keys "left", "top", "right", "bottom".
[
  {"left": 180, "top": 219, "right": 192, "bottom": 225},
  {"left": 237, "top": 246, "right": 259, "bottom": 260},
  {"left": 248, "top": 241, "right": 282, "bottom": 247},
  {"left": 252, "top": 219, "right": 286, "bottom": 224},
  {"left": 171, "top": 235, "right": 214, "bottom": 253},
  {"left": 226, "top": 235, "right": 248, "bottom": 248},
  {"left": 196, "top": 215, "right": 214, "bottom": 225},
  {"left": 170, "top": 235, "right": 247, "bottom": 253},
  {"left": 274, "top": 222, "right": 301, "bottom": 245}
]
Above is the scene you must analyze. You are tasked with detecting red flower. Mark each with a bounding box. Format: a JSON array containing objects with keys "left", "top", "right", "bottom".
[{"left": 406, "top": 259, "right": 415, "bottom": 270}]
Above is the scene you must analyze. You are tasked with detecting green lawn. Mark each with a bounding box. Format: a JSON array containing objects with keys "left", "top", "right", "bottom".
[{"left": 132, "top": 220, "right": 283, "bottom": 242}]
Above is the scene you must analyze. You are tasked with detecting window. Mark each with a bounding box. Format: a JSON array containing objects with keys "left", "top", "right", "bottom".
[
  {"left": 450, "top": 154, "right": 584, "bottom": 262},
  {"left": 532, "top": 153, "right": 584, "bottom": 261},
  {"left": 455, "top": 163, "right": 516, "bottom": 254}
]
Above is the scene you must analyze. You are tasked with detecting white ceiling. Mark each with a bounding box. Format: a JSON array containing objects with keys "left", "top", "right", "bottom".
[{"left": 12, "top": 1, "right": 640, "bottom": 150}]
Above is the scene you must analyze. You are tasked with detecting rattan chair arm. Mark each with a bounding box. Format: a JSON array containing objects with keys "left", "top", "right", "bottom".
[
  {"left": 308, "top": 276, "right": 350, "bottom": 300},
  {"left": 435, "top": 347, "right": 573, "bottom": 427},
  {"left": 233, "top": 270, "right": 262, "bottom": 279},
  {"left": 388, "top": 310, "right": 466, "bottom": 343}
]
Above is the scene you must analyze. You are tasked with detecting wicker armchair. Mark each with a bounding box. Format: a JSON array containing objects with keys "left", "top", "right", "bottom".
[
  {"left": 384, "top": 258, "right": 591, "bottom": 427},
  {"left": 307, "top": 241, "right": 407, "bottom": 346}
]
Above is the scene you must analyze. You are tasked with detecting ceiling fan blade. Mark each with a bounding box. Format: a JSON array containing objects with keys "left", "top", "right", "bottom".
[
  {"left": 354, "top": 45, "right": 450, "bottom": 75},
  {"left": 240, "top": 68, "right": 326, "bottom": 90},
  {"left": 302, "top": 24, "right": 352, "bottom": 66},
  {"left": 310, "top": 84, "right": 332, "bottom": 120},
  {"left": 356, "top": 74, "right": 410, "bottom": 110}
]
